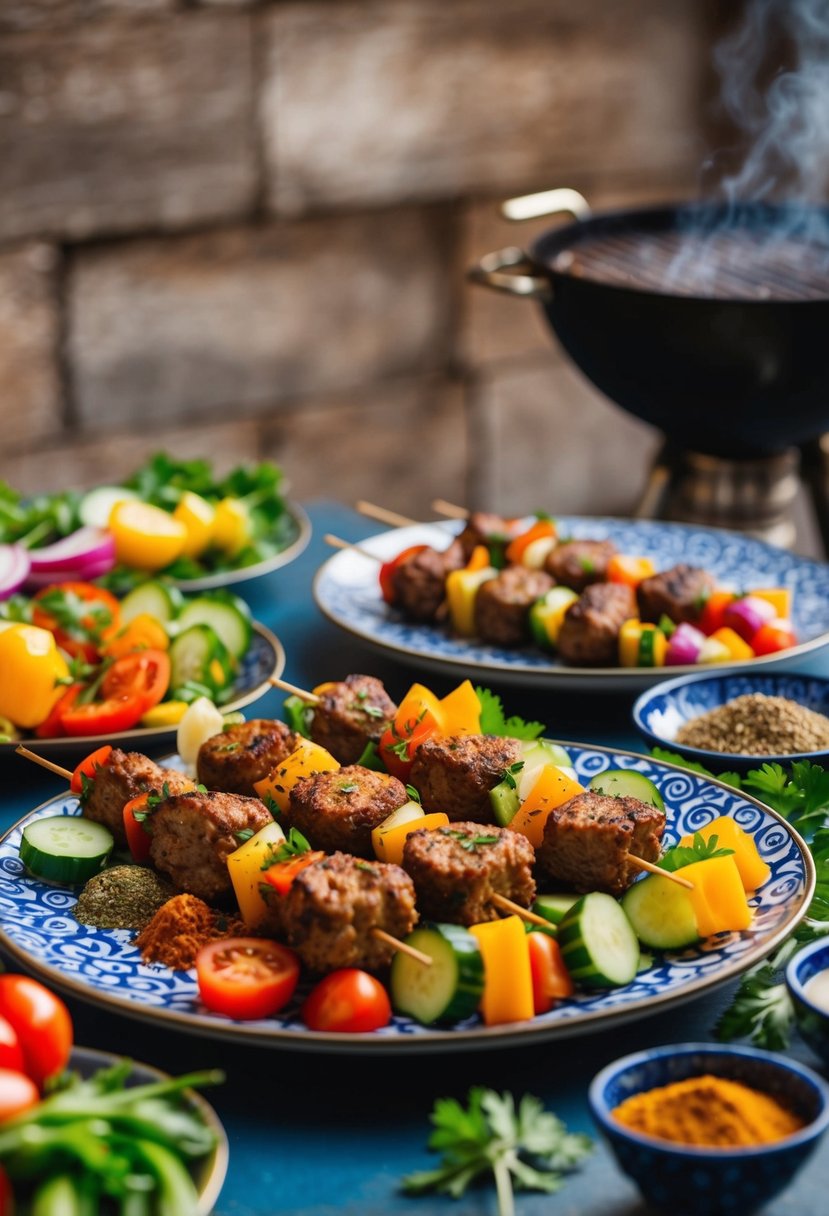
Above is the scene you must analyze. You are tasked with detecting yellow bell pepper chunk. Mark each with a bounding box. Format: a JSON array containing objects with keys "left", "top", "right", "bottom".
[
  {"left": 469, "top": 916, "right": 535, "bottom": 1025},
  {"left": 708, "top": 627, "right": 754, "bottom": 661},
  {"left": 173, "top": 491, "right": 216, "bottom": 559},
  {"left": 0, "top": 624, "right": 70, "bottom": 729},
  {"left": 253, "top": 739, "right": 340, "bottom": 815},
  {"left": 227, "top": 820, "right": 287, "bottom": 926},
  {"left": 679, "top": 854, "right": 752, "bottom": 937},
  {"left": 438, "top": 680, "right": 481, "bottom": 736},
  {"left": 619, "top": 619, "right": 667, "bottom": 667},
  {"left": 110, "top": 501, "right": 188, "bottom": 571},
  {"left": 140, "top": 700, "right": 190, "bottom": 728},
  {"left": 680, "top": 817, "right": 770, "bottom": 892},
  {"left": 509, "top": 765, "right": 584, "bottom": 848},
  {"left": 373, "top": 811, "right": 450, "bottom": 865},
  {"left": 212, "top": 497, "right": 252, "bottom": 557},
  {"left": 445, "top": 547, "right": 497, "bottom": 636},
  {"left": 751, "top": 588, "right": 791, "bottom": 619}
]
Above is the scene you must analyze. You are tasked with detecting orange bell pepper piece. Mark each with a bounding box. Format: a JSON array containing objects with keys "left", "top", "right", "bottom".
[
  {"left": 750, "top": 588, "right": 792, "bottom": 619},
  {"left": 680, "top": 855, "right": 752, "bottom": 937},
  {"left": 469, "top": 916, "right": 535, "bottom": 1025},
  {"left": 607, "top": 554, "right": 656, "bottom": 587},
  {"left": 438, "top": 679, "right": 481, "bottom": 736},
  {"left": 101, "top": 612, "right": 170, "bottom": 659},
  {"left": 509, "top": 765, "right": 584, "bottom": 848},
  {"left": 708, "top": 627, "right": 755, "bottom": 661},
  {"left": 680, "top": 817, "right": 770, "bottom": 892},
  {"left": 373, "top": 812, "right": 450, "bottom": 865},
  {"left": 699, "top": 590, "right": 736, "bottom": 635},
  {"left": 505, "top": 520, "right": 557, "bottom": 566}
]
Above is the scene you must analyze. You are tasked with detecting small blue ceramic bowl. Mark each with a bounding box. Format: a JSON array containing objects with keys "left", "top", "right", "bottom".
[
  {"left": 633, "top": 671, "right": 829, "bottom": 773},
  {"left": 786, "top": 938, "right": 829, "bottom": 1068},
  {"left": 589, "top": 1043, "right": 829, "bottom": 1215}
]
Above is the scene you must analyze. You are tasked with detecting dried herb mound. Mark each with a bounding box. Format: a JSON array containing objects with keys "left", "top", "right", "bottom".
[
  {"left": 74, "top": 865, "right": 175, "bottom": 930},
  {"left": 676, "top": 693, "right": 829, "bottom": 756}
]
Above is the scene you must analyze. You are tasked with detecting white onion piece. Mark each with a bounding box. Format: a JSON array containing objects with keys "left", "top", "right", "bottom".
[
  {"left": 0, "top": 544, "right": 31, "bottom": 600},
  {"left": 28, "top": 527, "right": 116, "bottom": 575},
  {"left": 177, "top": 697, "right": 225, "bottom": 770}
]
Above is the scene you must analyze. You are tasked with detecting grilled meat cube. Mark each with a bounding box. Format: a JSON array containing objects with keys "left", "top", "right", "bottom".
[
  {"left": 536, "top": 791, "right": 665, "bottom": 897},
  {"left": 456, "top": 512, "right": 515, "bottom": 561},
  {"left": 637, "top": 563, "right": 717, "bottom": 626},
  {"left": 309, "top": 674, "right": 397, "bottom": 765},
  {"left": 390, "top": 540, "right": 465, "bottom": 622},
  {"left": 281, "top": 851, "right": 417, "bottom": 973},
  {"left": 474, "top": 566, "right": 554, "bottom": 647},
  {"left": 409, "top": 734, "right": 523, "bottom": 823},
  {"left": 149, "top": 790, "right": 272, "bottom": 902},
  {"left": 286, "top": 765, "right": 409, "bottom": 858},
  {"left": 557, "top": 582, "right": 636, "bottom": 666},
  {"left": 402, "top": 821, "right": 535, "bottom": 925},
  {"left": 197, "top": 719, "right": 299, "bottom": 797},
  {"left": 544, "top": 539, "right": 617, "bottom": 592},
  {"left": 82, "top": 748, "right": 192, "bottom": 846}
]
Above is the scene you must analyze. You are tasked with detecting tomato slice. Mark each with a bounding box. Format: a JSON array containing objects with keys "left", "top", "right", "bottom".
[
  {"left": 0, "top": 1068, "right": 39, "bottom": 1123},
  {"left": 123, "top": 794, "right": 153, "bottom": 863},
  {"left": 70, "top": 744, "right": 113, "bottom": 794},
  {"left": 32, "top": 582, "right": 121, "bottom": 662},
  {"left": 35, "top": 683, "right": 83, "bottom": 740},
  {"left": 0, "top": 976, "right": 72, "bottom": 1088},
  {"left": 101, "top": 650, "right": 170, "bottom": 714},
  {"left": 196, "top": 938, "right": 300, "bottom": 1020},
  {"left": 527, "top": 932, "right": 574, "bottom": 1015},
  {"left": 261, "top": 851, "right": 326, "bottom": 896},
  {"left": 59, "top": 695, "right": 146, "bottom": 737},
  {"left": 302, "top": 969, "right": 392, "bottom": 1033}
]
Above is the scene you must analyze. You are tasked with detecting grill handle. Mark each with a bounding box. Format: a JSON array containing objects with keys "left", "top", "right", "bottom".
[{"left": 467, "top": 188, "right": 590, "bottom": 298}]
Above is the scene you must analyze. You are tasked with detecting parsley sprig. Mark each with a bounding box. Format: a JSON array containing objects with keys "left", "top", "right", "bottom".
[
  {"left": 402, "top": 1088, "right": 591, "bottom": 1216},
  {"left": 440, "top": 829, "right": 500, "bottom": 852},
  {"left": 260, "top": 827, "right": 311, "bottom": 870},
  {"left": 658, "top": 831, "right": 733, "bottom": 873},
  {"left": 476, "top": 688, "right": 544, "bottom": 741}
]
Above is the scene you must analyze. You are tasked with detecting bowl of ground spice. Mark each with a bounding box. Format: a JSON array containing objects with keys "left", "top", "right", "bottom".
[
  {"left": 633, "top": 672, "right": 829, "bottom": 773},
  {"left": 589, "top": 1043, "right": 829, "bottom": 1215}
]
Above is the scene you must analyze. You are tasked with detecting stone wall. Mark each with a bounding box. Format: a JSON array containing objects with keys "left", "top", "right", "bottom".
[{"left": 0, "top": 0, "right": 723, "bottom": 517}]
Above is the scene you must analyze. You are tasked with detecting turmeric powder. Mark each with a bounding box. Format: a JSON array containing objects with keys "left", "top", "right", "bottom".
[{"left": 613, "top": 1075, "right": 805, "bottom": 1147}]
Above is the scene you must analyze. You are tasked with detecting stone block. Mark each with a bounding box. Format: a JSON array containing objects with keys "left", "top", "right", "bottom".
[
  {"left": 467, "top": 353, "right": 660, "bottom": 517},
  {"left": 0, "top": 13, "right": 256, "bottom": 241},
  {"left": 262, "top": 0, "right": 708, "bottom": 214},
  {"left": 260, "top": 376, "right": 467, "bottom": 517},
  {"left": 0, "top": 243, "right": 62, "bottom": 450},
  {"left": 68, "top": 210, "right": 452, "bottom": 429},
  {"left": 0, "top": 3, "right": 172, "bottom": 36}
]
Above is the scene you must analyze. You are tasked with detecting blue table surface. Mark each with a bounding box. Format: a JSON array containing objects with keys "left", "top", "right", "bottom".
[{"left": 2, "top": 500, "right": 829, "bottom": 1215}]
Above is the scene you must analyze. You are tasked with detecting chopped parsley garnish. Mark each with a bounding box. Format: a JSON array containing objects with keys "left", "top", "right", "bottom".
[
  {"left": 476, "top": 687, "right": 544, "bottom": 741},
  {"left": 260, "top": 827, "right": 311, "bottom": 870},
  {"left": 234, "top": 828, "right": 255, "bottom": 844},
  {"left": 502, "top": 761, "right": 525, "bottom": 791},
  {"left": 406, "top": 784, "right": 422, "bottom": 804},
  {"left": 441, "top": 829, "right": 500, "bottom": 852},
  {"left": 658, "top": 832, "right": 733, "bottom": 872}
]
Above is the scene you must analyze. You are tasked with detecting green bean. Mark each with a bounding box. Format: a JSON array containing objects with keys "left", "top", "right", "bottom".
[
  {"left": 125, "top": 1139, "right": 201, "bottom": 1216},
  {"left": 31, "top": 1174, "right": 87, "bottom": 1216}
]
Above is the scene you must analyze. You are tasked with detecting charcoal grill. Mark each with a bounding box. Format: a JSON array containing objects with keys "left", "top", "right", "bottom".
[{"left": 469, "top": 189, "right": 829, "bottom": 550}]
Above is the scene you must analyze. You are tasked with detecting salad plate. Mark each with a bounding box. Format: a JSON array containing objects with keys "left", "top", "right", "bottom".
[
  {"left": 313, "top": 517, "right": 829, "bottom": 691},
  {"left": 168, "top": 500, "right": 311, "bottom": 592},
  {"left": 0, "top": 620, "right": 285, "bottom": 758},
  {"left": 0, "top": 744, "right": 813, "bottom": 1054}
]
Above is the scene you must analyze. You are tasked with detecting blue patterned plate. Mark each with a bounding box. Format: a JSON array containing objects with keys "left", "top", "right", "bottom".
[
  {"left": 313, "top": 518, "right": 829, "bottom": 690},
  {"left": 0, "top": 621, "right": 285, "bottom": 759},
  {"left": 634, "top": 671, "right": 829, "bottom": 772},
  {"left": 0, "top": 745, "right": 813, "bottom": 1054}
]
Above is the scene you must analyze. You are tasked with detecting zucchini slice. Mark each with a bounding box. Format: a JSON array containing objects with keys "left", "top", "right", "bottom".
[
  {"left": 557, "top": 892, "right": 639, "bottom": 988},
  {"left": 390, "top": 923, "right": 484, "bottom": 1024},
  {"left": 621, "top": 874, "right": 700, "bottom": 951}
]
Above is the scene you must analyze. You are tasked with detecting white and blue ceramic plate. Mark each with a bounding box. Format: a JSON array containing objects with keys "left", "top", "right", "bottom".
[
  {"left": 170, "top": 500, "right": 311, "bottom": 592},
  {"left": 633, "top": 671, "right": 829, "bottom": 773},
  {"left": 313, "top": 518, "right": 829, "bottom": 690},
  {"left": 0, "top": 745, "right": 813, "bottom": 1054},
  {"left": 0, "top": 621, "right": 285, "bottom": 759}
]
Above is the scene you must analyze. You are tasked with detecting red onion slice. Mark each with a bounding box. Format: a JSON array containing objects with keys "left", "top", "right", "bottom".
[
  {"left": 0, "top": 544, "right": 31, "bottom": 600},
  {"left": 28, "top": 527, "right": 116, "bottom": 576}
]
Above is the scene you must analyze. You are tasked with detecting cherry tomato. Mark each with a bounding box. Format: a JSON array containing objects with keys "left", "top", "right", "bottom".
[
  {"left": 196, "top": 938, "right": 300, "bottom": 1020},
  {"left": 751, "top": 620, "right": 797, "bottom": 656},
  {"left": 70, "top": 745, "right": 113, "bottom": 794},
  {"left": 379, "top": 714, "right": 436, "bottom": 781},
  {"left": 0, "top": 1018, "right": 24, "bottom": 1075},
  {"left": 101, "top": 650, "right": 170, "bottom": 714},
  {"left": 379, "top": 546, "right": 429, "bottom": 605},
  {"left": 0, "top": 1068, "right": 39, "bottom": 1123},
  {"left": 0, "top": 977, "right": 72, "bottom": 1088},
  {"left": 698, "top": 590, "right": 735, "bottom": 636},
  {"left": 302, "top": 969, "right": 392, "bottom": 1033},
  {"left": 32, "top": 582, "right": 121, "bottom": 662},
  {"left": 527, "top": 932, "right": 574, "bottom": 1015}
]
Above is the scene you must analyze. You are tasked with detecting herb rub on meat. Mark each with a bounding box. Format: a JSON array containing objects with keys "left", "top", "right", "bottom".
[
  {"left": 535, "top": 791, "right": 665, "bottom": 897},
  {"left": 197, "top": 719, "right": 299, "bottom": 797},
  {"left": 402, "top": 822, "right": 535, "bottom": 925},
  {"left": 82, "top": 748, "right": 193, "bottom": 847},
  {"left": 280, "top": 851, "right": 417, "bottom": 973},
  {"left": 285, "top": 765, "right": 410, "bottom": 858},
  {"left": 149, "top": 790, "right": 272, "bottom": 903},
  {"left": 309, "top": 674, "right": 397, "bottom": 764},
  {"left": 557, "top": 582, "right": 636, "bottom": 666},
  {"left": 544, "top": 539, "right": 617, "bottom": 593},
  {"left": 390, "top": 541, "right": 466, "bottom": 623},
  {"left": 409, "top": 734, "right": 523, "bottom": 823},
  {"left": 474, "top": 566, "right": 554, "bottom": 647},
  {"left": 636, "top": 563, "right": 717, "bottom": 626}
]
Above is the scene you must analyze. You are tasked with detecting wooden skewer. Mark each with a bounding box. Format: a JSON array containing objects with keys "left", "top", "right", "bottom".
[
  {"left": 324, "top": 533, "right": 383, "bottom": 563},
  {"left": 269, "top": 676, "right": 320, "bottom": 705},
  {"left": 16, "top": 745, "right": 73, "bottom": 783},
  {"left": 431, "top": 498, "right": 469, "bottom": 520},
  {"left": 629, "top": 855, "right": 694, "bottom": 889},
  {"left": 490, "top": 893, "right": 554, "bottom": 928},
  {"left": 355, "top": 501, "right": 420, "bottom": 528},
  {"left": 372, "top": 927, "right": 432, "bottom": 966}
]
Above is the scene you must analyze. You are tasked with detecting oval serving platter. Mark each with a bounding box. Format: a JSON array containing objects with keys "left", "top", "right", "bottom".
[
  {"left": 0, "top": 621, "right": 285, "bottom": 759},
  {"left": 313, "top": 517, "right": 829, "bottom": 691},
  {"left": 0, "top": 745, "right": 813, "bottom": 1055}
]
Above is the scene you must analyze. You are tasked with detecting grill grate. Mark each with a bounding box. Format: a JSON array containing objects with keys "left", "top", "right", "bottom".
[{"left": 551, "top": 227, "right": 829, "bottom": 301}]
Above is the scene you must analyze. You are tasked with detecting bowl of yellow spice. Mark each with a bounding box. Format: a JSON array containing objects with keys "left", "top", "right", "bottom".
[{"left": 589, "top": 1043, "right": 829, "bottom": 1215}]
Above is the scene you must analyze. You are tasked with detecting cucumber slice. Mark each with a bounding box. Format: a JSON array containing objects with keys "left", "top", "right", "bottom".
[
  {"left": 169, "top": 624, "right": 234, "bottom": 699},
  {"left": 79, "top": 485, "right": 138, "bottom": 529},
  {"left": 176, "top": 594, "right": 252, "bottom": 659},
  {"left": 588, "top": 769, "right": 665, "bottom": 812},
  {"left": 489, "top": 778, "right": 520, "bottom": 827},
  {"left": 533, "top": 893, "right": 581, "bottom": 928},
  {"left": 390, "top": 923, "right": 484, "bottom": 1024},
  {"left": 557, "top": 892, "right": 640, "bottom": 987},
  {"left": 21, "top": 816, "right": 114, "bottom": 886},
  {"left": 621, "top": 874, "right": 699, "bottom": 950},
  {"left": 120, "top": 579, "right": 184, "bottom": 625},
  {"left": 490, "top": 739, "right": 575, "bottom": 823}
]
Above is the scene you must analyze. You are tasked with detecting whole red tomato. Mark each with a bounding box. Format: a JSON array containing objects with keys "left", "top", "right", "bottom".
[
  {"left": 196, "top": 938, "right": 300, "bottom": 1021},
  {"left": 302, "top": 969, "right": 391, "bottom": 1033},
  {"left": 0, "top": 1068, "right": 39, "bottom": 1123},
  {"left": 0, "top": 977, "right": 73, "bottom": 1088},
  {"left": 0, "top": 1018, "right": 24, "bottom": 1075}
]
